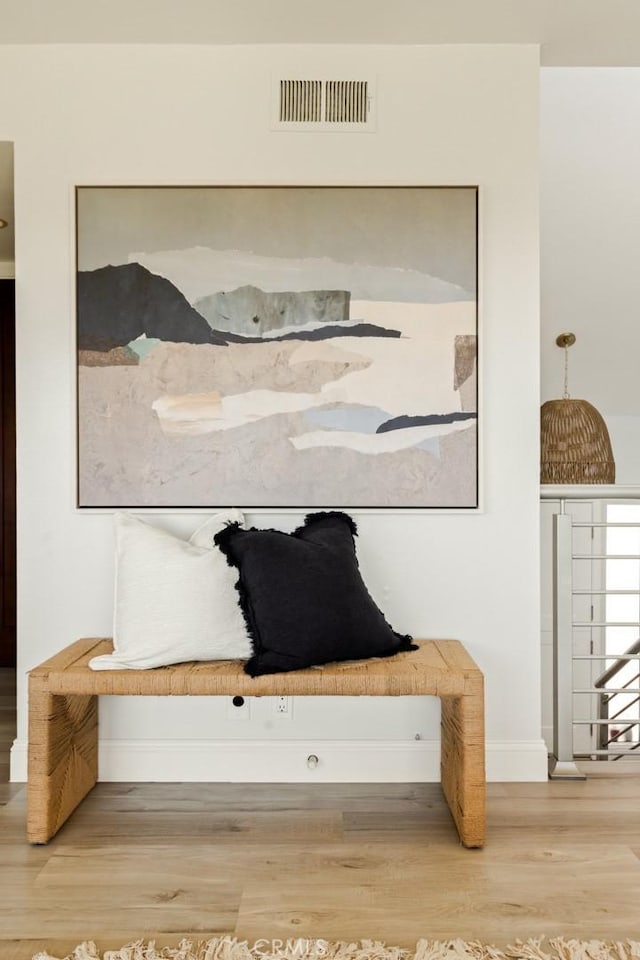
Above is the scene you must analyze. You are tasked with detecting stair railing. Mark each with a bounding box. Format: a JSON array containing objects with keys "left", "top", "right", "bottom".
[
  {"left": 595, "top": 637, "right": 640, "bottom": 757},
  {"left": 548, "top": 497, "right": 640, "bottom": 778}
]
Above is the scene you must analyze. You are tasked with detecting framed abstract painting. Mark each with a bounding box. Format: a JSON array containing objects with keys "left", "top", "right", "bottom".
[{"left": 76, "top": 185, "right": 478, "bottom": 508}]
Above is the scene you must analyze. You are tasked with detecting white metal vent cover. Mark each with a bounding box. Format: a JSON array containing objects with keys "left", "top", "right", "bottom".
[{"left": 272, "top": 77, "right": 376, "bottom": 131}]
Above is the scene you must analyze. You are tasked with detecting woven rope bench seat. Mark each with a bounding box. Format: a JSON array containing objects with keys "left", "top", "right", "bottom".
[{"left": 28, "top": 637, "right": 485, "bottom": 848}]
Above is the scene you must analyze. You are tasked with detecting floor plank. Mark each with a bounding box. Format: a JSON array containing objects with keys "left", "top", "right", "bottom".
[{"left": 1, "top": 773, "right": 640, "bottom": 955}]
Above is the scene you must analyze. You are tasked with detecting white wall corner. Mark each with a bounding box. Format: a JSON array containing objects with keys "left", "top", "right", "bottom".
[{"left": 10, "top": 737, "right": 549, "bottom": 784}]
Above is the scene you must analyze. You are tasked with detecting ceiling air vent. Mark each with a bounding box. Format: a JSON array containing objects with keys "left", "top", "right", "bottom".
[
  {"left": 324, "top": 80, "right": 368, "bottom": 123},
  {"left": 273, "top": 77, "right": 375, "bottom": 131},
  {"left": 280, "top": 80, "right": 323, "bottom": 123}
]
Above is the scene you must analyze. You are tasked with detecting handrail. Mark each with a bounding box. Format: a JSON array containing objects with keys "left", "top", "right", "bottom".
[
  {"left": 541, "top": 485, "right": 640, "bottom": 500},
  {"left": 594, "top": 638, "right": 640, "bottom": 689}
]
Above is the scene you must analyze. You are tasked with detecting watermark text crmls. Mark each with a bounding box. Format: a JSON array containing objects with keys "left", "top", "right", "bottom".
[{"left": 243, "top": 939, "right": 329, "bottom": 958}]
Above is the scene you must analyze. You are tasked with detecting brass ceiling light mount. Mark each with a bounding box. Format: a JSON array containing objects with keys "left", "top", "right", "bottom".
[{"left": 540, "top": 332, "right": 615, "bottom": 484}]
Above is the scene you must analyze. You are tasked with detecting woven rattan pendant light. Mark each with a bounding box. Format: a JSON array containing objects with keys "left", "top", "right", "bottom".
[{"left": 540, "top": 333, "right": 615, "bottom": 484}]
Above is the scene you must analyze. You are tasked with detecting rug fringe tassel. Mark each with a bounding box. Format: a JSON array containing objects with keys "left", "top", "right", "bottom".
[
  {"left": 414, "top": 941, "right": 640, "bottom": 960},
  {"left": 33, "top": 937, "right": 640, "bottom": 960}
]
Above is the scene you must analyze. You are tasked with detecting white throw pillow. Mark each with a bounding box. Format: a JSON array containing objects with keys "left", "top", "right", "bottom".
[
  {"left": 189, "top": 509, "right": 243, "bottom": 549},
  {"left": 89, "top": 510, "right": 252, "bottom": 671}
]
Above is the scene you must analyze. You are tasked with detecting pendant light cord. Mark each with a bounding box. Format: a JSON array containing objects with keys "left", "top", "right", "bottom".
[{"left": 555, "top": 333, "right": 575, "bottom": 399}]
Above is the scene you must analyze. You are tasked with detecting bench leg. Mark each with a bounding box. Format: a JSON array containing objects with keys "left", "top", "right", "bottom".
[
  {"left": 440, "top": 679, "right": 486, "bottom": 848},
  {"left": 28, "top": 675, "right": 98, "bottom": 843}
]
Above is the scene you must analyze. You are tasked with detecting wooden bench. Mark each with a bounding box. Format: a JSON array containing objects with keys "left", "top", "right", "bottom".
[{"left": 27, "top": 637, "right": 486, "bottom": 847}]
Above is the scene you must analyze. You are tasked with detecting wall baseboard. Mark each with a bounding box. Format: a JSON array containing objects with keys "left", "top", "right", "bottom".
[{"left": 10, "top": 736, "right": 548, "bottom": 783}]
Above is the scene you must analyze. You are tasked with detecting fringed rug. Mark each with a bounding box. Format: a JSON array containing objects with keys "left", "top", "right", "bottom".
[{"left": 33, "top": 937, "right": 640, "bottom": 960}]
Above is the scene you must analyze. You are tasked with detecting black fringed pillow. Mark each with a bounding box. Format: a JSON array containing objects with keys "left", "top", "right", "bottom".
[{"left": 215, "top": 511, "right": 416, "bottom": 677}]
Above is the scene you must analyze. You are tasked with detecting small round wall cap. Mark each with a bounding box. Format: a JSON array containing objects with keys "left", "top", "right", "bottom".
[{"left": 555, "top": 333, "right": 576, "bottom": 348}]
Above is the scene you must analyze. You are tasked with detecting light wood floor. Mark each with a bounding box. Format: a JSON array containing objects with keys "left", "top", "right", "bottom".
[{"left": 1, "top": 762, "right": 640, "bottom": 959}]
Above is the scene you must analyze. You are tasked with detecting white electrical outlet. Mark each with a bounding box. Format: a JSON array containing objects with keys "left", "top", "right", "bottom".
[{"left": 276, "top": 696, "right": 292, "bottom": 718}]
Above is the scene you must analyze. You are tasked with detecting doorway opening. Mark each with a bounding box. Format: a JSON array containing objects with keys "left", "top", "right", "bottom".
[{"left": 0, "top": 141, "right": 15, "bottom": 782}]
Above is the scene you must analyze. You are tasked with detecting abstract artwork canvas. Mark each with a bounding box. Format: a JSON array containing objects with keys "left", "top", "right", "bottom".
[{"left": 76, "top": 186, "right": 478, "bottom": 508}]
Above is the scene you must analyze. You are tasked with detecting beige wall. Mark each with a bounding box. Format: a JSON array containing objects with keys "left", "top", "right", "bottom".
[{"left": 0, "top": 43, "right": 545, "bottom": 781}]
